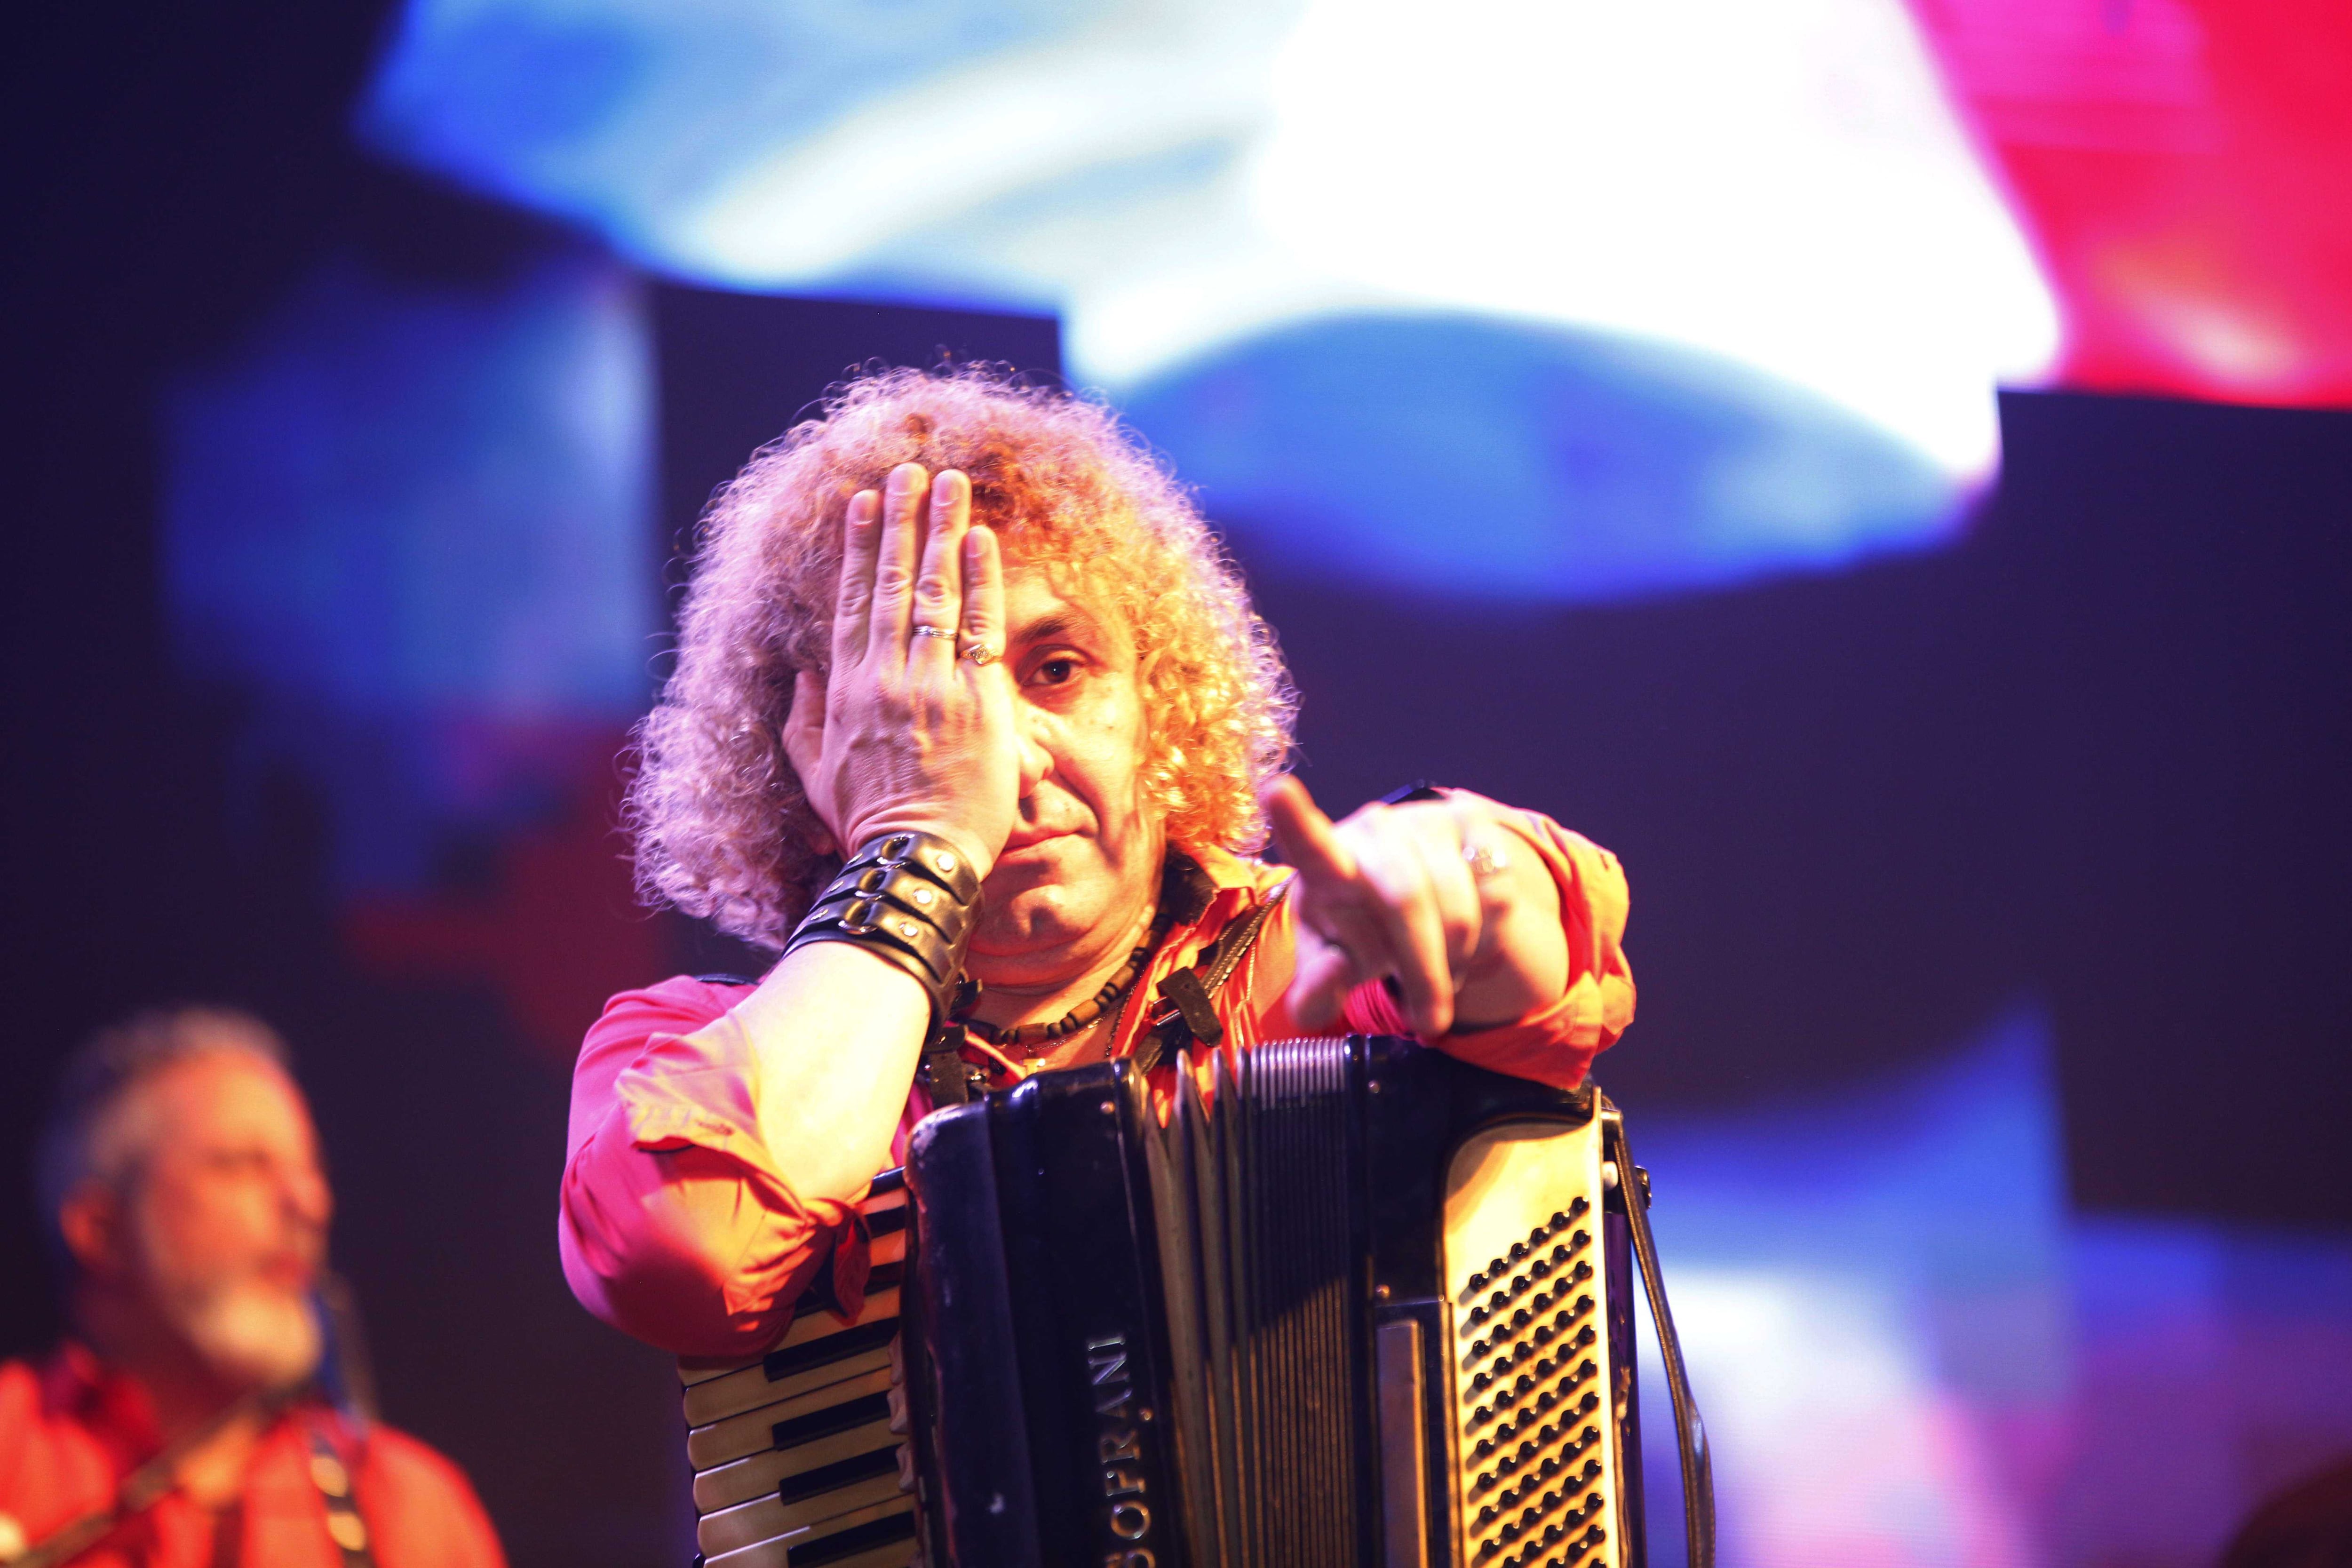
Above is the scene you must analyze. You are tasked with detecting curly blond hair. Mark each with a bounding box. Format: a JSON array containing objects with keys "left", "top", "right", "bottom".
[{"left": 628, "top": 366, "right": 1297, "bottom": 949}]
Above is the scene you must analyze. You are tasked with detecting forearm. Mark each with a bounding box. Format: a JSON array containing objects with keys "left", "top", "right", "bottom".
[
  {"left": 557, "top": 964, "right": 928, "bottom": 1354},
  {"left": 734, "top": 942, "right": 932, "bottom": 1205}
]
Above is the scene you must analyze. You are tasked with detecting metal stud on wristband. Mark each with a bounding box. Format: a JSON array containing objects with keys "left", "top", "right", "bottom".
[
  {"left": 782, "top": 829, "right": 984, "bottom": 1026},
  {"left": 851, "top": 829, "right": 981, "bottom": 904}
]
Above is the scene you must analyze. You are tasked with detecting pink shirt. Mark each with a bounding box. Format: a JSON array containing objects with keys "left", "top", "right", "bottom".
[{"left": 559, "top": 796, "right": 1634, "bottom": 1357}]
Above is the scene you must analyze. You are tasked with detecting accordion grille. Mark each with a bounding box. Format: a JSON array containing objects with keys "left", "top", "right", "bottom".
[{"left": 1444, "top": 1119, "right": 1621, "bottom": 1568}]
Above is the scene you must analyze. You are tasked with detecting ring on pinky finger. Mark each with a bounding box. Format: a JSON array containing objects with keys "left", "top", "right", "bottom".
[{"left": 960, "top": 639, "right": 999, "bottom": 666}]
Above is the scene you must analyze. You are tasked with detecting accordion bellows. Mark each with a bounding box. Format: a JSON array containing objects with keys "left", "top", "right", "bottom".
[{"left": 676, "top": 1035, "right": 1711, "bottom": 1568}]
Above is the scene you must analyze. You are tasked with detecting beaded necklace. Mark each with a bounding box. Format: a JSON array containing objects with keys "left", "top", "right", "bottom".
[{"left": 958, "top": 901, "right": 1176, "bottom": 1059}]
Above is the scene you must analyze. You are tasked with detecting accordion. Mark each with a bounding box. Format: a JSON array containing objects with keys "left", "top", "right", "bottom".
[{"left": 678, "top": 1035, "right": 1712, "bottom": 1568}]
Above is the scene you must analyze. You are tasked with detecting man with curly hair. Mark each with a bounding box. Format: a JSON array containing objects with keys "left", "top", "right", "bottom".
[{"left": 559, "top": 367, "right": 1635, "bottom": 1357}]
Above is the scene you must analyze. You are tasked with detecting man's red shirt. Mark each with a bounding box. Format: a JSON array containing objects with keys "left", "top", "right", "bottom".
[
  {"left": 559, "top": 797, "right": 1635, "bottom": 1358},
  {"left": 0, "top": 1345, "right": 506, "bottom": 1568}
]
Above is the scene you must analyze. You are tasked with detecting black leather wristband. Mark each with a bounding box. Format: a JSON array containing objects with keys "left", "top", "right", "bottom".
[
  {"left": 847, "top": 829, "right": 982, "bottom": 905},
  {"left": 801, "top": 890, "right": 960, "bottom": 986},
  {"left": 818, "top": 860, "right": 980, "bottom": 955},
  {"left": 782, "top": 829, "right": 984, "bottom": 1026}
]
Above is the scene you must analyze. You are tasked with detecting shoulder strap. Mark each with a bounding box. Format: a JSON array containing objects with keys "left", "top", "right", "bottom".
[
  {"left": 1132, "top": 876, "right": 1289, "bottom": 1074},
  {"left": 303, "top": 1417, "right": 381, "bottom": 1568},
  {"left": 1600, "top": 1097, "right": 1715, "bottom": 1568},
  {"left": 15, "top": 1386, "right": 296, "bottom": 1568}
]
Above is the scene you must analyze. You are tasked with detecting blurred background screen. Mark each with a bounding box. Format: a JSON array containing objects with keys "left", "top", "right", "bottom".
[{"left": 4, "top": 1, "right": 2349, "bottom": 1565}]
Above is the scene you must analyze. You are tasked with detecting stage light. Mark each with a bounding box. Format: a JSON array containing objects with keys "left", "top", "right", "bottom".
[{"left": 359, "top": 0, "right": 2063, "bottom": 599}]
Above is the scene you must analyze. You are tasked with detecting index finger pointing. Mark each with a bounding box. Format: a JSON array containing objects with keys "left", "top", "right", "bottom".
[{"left": 1263, "top": 776, "right": 1357, "bottom": 885}]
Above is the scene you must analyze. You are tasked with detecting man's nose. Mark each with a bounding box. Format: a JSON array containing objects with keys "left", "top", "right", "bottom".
[
  {"left": 1015, "top": 708, "right": 1054, "bottom": 798},
  {"left": 282, "top": 1161, "right": 333, "bottom": 1230}
]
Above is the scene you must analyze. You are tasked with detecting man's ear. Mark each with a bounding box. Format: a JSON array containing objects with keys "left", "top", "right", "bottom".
[{"left": 57, "top": 1179, "right": 127, "bottom": 1281}]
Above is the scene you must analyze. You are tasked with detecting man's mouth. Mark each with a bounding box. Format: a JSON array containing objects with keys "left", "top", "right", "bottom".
[
  {"left": 998, "top": 828, "right": 1076, "bottom": 856},
  {"left": 254, "top": 1252, "right": 318, "bottom": 1292}
]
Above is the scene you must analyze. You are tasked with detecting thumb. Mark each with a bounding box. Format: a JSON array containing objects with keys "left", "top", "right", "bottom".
[{"left": 782, "top": 668, "right": 825, "bottom": 783}]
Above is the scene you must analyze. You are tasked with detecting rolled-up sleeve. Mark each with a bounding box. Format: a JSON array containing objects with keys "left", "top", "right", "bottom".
[
  {"left": 1341, "top": 796, "right": 1634, "bottom": 1090},
  {"left": 558, "top": 979, "right": 860, "bottom": 1357}
]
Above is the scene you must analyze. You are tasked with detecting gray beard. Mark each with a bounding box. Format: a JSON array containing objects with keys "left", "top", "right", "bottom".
[{"left": 173, "top": 1279, "right": 323, "bottom": 1393}]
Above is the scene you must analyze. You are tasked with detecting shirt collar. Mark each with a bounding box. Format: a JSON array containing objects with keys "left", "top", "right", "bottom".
[{"left": 45, "top": 1340, "right": 167, "bottom": 1461}]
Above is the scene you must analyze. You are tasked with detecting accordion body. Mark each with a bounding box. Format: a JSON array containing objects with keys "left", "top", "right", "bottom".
[{"left": 678, "top": 1035, "right": 1709, "bottom": 1568}]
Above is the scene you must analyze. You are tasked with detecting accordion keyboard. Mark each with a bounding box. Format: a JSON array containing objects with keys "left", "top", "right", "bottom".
[
  {"left": 1444, "top": 1118, "right": 1621, "bottom": 1568},
  {"left": 676, "top": 1171, "right": 918, "bottom": 1568}
]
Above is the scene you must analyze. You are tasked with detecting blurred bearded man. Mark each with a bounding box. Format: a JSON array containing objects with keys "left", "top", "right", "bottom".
[
  {"left": 559, "top": 366, "right": 1637, "bottom": 1354},
  {"left": 0, "top": 1009, "right": 506, "bottom": 1568}
]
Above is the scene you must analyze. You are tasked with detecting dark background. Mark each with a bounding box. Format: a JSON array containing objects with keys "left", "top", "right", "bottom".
[{"left": 6, "top": 3, "right": 2349, "bottom": 1562}]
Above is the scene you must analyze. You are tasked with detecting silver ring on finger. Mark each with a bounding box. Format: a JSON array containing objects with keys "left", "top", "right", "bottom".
[
  {"left": 912, "top": 624, "right": 956, "bottom": 641},
  {"left": 960, "top": 638, "right": 999, "bottom": 667},
  {"left": 1462, "top": 838, "right": 1510, "bottom": 881}
]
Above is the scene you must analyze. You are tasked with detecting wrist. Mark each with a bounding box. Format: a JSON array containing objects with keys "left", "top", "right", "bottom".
[
  {"left": 843, "top": 817, "right": 998, "bottom": 883},
  {"left": 785, "top": 829, "right": 987, "bottom": 1027}
]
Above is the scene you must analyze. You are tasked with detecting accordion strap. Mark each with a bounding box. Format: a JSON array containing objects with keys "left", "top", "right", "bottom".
[
  {"left": 1135, "top": 877, "right": 1289, "bottom": 1072},
  {"left": 1602, "top": 1097, "right": 1716, "bottom": 1568}
]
